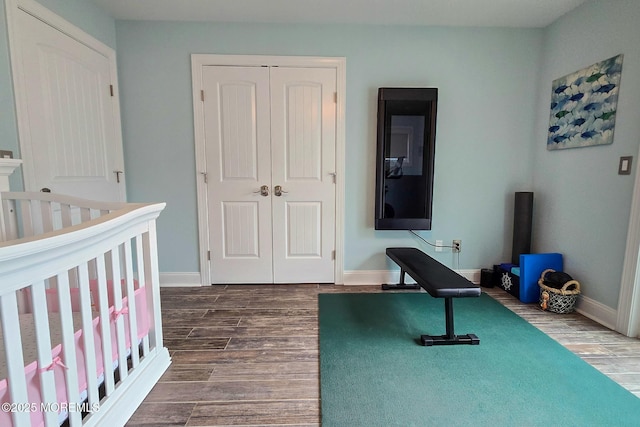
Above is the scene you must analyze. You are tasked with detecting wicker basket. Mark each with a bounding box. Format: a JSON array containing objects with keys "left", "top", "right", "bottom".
[{"left": 538, "top": 269, "right": 580, "bottom": 314}]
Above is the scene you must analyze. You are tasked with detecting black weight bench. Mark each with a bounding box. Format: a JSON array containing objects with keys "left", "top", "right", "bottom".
[{"left": 383, "top": 247, "right": 481, "bottom": 346}]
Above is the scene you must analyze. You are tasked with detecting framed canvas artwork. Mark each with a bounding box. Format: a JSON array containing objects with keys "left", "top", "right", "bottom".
[{"left": 547, "top": 54, "right": 623, "bottom": 150}]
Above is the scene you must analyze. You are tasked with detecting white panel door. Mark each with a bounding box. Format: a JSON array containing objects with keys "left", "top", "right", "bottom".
[
  {"left": 270, "top": 67, "right": 336, "bottom": 283},
  {"left": 15, "top": 10, "right": 125, "bottom": 201},
  {"left": 203, "top": 66, "right": 274, "bottom": 283},
  {"left": 203, "top": 66, "right": 336, "bottom": 284}
]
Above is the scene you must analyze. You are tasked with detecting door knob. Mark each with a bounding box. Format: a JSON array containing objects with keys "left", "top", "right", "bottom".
[
  {"left": 254, "top": 185, "right": 269, "bottom": 196},
  {"left": 274, "top": 185, "right": 288, "bottom": 197},
  {"left": 113, "top": 170, "right": 124, "bottom": 183}
]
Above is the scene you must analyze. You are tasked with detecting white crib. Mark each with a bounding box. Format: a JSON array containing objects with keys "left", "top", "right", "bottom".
[{"left": 0, "top": 166, "right": 170, "bottom": 426}]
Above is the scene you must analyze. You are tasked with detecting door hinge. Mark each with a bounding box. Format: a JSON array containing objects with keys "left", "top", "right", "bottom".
[
  {"left": 207, "top": 250, "right": 211, "bottom": 261},
  {"left": 331, "top": 250, "right": 336, "bottom": 260},
  {"left": 334, "top": 92, "right": 337, "bottom": 103},
  {"left": 110, "top": 84, "right": 114, "bottom": 97},
  {"left": 201, "top": 90, "right": 205, "bottom": 102}
]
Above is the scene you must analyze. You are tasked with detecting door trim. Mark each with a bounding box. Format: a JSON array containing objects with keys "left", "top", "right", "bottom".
[
  {"left": 191, "top": 54, "right": 346, "bottom": 285},
  {"left": 4, "top": 0, "right": 125, "bottom": 200},
  {"left": 616, "top": 140, "right": 640, "bottom": 337}
]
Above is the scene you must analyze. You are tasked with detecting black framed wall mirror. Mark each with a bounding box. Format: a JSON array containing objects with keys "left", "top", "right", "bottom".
[{"left": 375, "top": 87, "right": 438, "bottom": 230}]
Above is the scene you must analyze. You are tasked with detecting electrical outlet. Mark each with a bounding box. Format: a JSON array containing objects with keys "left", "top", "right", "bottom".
[
  {"left": 452, "top": 239, "right": 461, "bottom": 253},
  {"left": 435, "top": 240, "right": 443, "bottom": 252}
]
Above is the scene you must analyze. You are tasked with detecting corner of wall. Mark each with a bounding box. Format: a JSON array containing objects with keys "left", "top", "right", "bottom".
[{"left": 575, "top": 295, "right": 618, "bottom": 331}]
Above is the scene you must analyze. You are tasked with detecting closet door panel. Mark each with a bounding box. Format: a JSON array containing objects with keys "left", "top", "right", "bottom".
[
  {"left": 270, "top": 67, "right": 337, "bottom": 283},
  {"left": 203, "top": 66, "right": 273, "bottom": 283}
]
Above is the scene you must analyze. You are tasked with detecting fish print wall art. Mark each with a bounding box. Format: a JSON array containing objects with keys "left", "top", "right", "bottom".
[{"left": 547, "top": 54, "right": 623, "bottom": 150}]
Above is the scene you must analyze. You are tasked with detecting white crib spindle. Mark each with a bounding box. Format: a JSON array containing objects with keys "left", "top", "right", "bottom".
[
  {"left": 39, "top": 199, "right": 54, "bottom": 234},
  {"left": 1, "top": 199, "right": 18, "bottom": 241},
  {"left": 19, "top": 199, "right": 33, "bottom": 238},
  {"left": 123, "top": 239, "right": 140, "bottom": 367},
  {"left": 110, "top": 246, "right": 128, "bottom": 382},
  {"left": 80, "top": 207, "right": 91, "bottom": 223},
  {"left": 135, "top": 234, "right": 150, "bottom": 356},
  {"left": 30, "top": 281, "right": 60, "bottom": 427},
  {"left": 95, "top": 255, "right": 115, "bottom": 395},
  {"left": 144, "top": 222, "right": 164, "bottom": 350},
  {"left": 0, "top": 293, "right": 30, "bottom": 427},
  {"left": 77, "top": 262, "right": 99, "bottom": 407},
  {"left": 64, "top": 205, "right": 78, "bottom": 286},
  {"left": 56, "top": 273, "right": 82, "bottom": 426},
  {"left": 60, "top": 203, "right": 72, "bottom": 228},
  {"left": 0, "top": 196, "right": 4, "bottom": 242},
  {"left": 104, "top": 250, "right": 114, "bottom": 282}
]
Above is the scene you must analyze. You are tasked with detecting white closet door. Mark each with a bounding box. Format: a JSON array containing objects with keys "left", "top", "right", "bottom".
[
  {"left": 15, "top": 9, "right": 125, "bottom": 202},
  {"left": 202, "top": 65, "right": 336, "bottom": 284},
  {"left": 270, "top": 67, "right": 336, "bottom": 283},
  {"left": 203, "top": 66, "right": 274, "bottom": 283}
]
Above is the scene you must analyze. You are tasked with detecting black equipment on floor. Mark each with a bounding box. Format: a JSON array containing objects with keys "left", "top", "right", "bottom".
[{"left": 382, "top": 247, "right": 481, "bottom": 346}]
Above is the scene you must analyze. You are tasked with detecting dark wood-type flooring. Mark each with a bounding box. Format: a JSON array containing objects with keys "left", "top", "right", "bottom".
[{"left": 127, "top": 284, "right": 640, "bottom": 426}]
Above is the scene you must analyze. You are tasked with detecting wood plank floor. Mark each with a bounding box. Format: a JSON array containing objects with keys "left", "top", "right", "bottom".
[{"left": 127, "top": 284, "right": 640, "bottom": 426}]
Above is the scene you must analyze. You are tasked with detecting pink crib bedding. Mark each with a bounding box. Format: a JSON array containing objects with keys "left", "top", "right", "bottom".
[{"left": 0, "top": 282, "right": 149, "bottom": 427}]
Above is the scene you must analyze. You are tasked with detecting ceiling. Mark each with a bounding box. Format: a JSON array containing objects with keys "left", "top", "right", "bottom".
[{"left": 89, "top": 0, "right": 588, "bottom": 28}]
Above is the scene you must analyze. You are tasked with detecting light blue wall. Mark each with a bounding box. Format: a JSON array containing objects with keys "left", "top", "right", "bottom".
[
  {"left": 12, "top": 1, "right": 633, "bottom": 311},
  {"left": 533, "top": 0, "right": 640, "bottom": 309},
  {"left": 114, "top": 21, "right": 543, "bottom": 274},
  {"left": 28, "top": 0, "right": 116, "bottom": 48}
]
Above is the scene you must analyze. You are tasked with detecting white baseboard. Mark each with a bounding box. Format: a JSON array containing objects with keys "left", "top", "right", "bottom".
[
  {"left": 457, "top": 269, "right": 481, "bottom": 284},
  {"left": 343, "top": 270, "right": 400, "bottom": 285},
  {"left": 159, "top": 272, "right": 202, "bottom": 287},
  {"left": 343, "top": 269, "right": 482, "bottom": 286},
  {"left": 160, "top": 269, "right": 481, "bottom": 287},
  {"left": 575, "top": 294, "right": 618, "bottom": 331}
]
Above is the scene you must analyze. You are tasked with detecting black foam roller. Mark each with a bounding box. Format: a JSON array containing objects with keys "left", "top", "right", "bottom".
[{"left": 512, "top": 192, "right": 533, "bottom": 265}]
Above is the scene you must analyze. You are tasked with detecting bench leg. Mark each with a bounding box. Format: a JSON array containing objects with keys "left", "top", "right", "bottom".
[
  {"left": 420, "top": 297, "right": 480, "bottom": 346},
  {"left": 381, "top": 268, "right": 420, "bottom": 291}
]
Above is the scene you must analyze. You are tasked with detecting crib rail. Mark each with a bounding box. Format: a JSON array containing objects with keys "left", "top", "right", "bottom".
[
  {"left": 0, "top": 192, "right": 170, "bottom": 427},
  {"left": 1, "top": 192, "right": 128, "bottom": 243}
]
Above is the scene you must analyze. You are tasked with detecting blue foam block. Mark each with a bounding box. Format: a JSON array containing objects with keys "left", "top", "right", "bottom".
[{"left": 519, "top": 253, "right": 563, "bottom": 303}]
